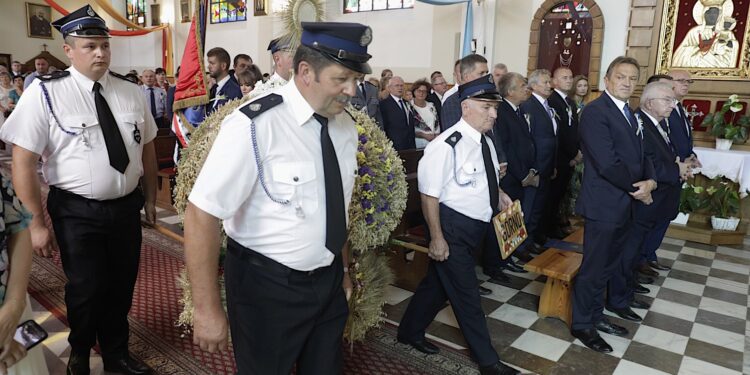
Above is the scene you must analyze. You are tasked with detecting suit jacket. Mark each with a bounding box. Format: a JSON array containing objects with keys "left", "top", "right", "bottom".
[
  {"left": 166, "top": 85, "right": 176, "bottom": 122},
  {"left": 497, "top": 99, "right": 536, "bottom": 201},
  {"left": 380, "top": 96, "right": 417, "bottom": 151},
  {"left": 667, "top": 104, "right": 694, "bottom": 161},
  {"left": 207, "top": 77, "right": 242, "bottom": 115},
  {"left": 350, "top": 81, "right": 384, "bottom": 127},
  {"left": 635, "top": 110, "right": 681, "bottom": 222},
  {"left": 440, "top": 91, "right": 462, "bottom": 130},
  {"left": 548, "top": 90, "right": 579, "bottom": 168},
  {"left": 426, "top": 92, "right": 443, "bottom": 129},
  {"left": 575, "top": 93, "right": 655, "bottom": 224},
  {"left": 521, "top": 96, "right": 557, "bottom": 177}
]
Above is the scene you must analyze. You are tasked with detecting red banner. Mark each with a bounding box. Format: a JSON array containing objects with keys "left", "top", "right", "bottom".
[{"left": 172, "top": 0, "right": 209, "bottom": 110}]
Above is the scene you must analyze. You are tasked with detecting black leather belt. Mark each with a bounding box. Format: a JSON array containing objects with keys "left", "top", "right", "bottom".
[{"left": 226, "top": 237, "right": 333, "bottom": 276}]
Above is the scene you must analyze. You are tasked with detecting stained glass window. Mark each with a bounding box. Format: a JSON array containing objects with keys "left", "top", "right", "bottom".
[
  {"left": 210, "top": 0, "right": 248, "bottom": 24},
  {"left": 126, "top": 0, "right": 147, "bottom": 29},
  {"left": 344, "top": 0, "right": 412, "bottom": 13}
]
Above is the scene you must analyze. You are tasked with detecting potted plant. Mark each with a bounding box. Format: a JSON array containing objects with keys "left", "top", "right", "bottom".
[
  {"left": 674, "top": 182, "right": 704, "bottom": 225},
  {"left": 705, "top": 178, "right": 742, "bottom": 231},
  {"left": 705, "top": 94, "right": 750, "bottom": 150}
]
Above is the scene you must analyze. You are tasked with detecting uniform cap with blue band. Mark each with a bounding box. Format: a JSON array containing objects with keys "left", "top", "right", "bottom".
[
  {"left": 300, "top": 22, "right": 373, "bottom": 74},
  {"left": 267, "top": 37, "right": 292, "bottom": 54},
  {"left": 459, "top": 74, "right": 502, "bottom": 102},
  {"left": 51, "top": 5, "right": 110, "bottom": 38}
]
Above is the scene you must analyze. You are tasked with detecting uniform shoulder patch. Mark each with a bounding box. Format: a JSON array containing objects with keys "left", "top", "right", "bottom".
[
  {"left": 109, "top": 71, "right": 137, "bottom": 84},
  {"left": 36, "top": 71, "right": 70, "bottom": 82},
  {"left": 239, "top": 94, "right": 283, "bottom": 120},
  {"left": 444, "top": 131, "right": 463, "bottom": 148}
]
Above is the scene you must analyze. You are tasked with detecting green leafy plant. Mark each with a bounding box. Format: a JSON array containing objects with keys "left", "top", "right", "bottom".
[
  {"left": 706, "top": 94, "right": 750, "bottom": 142},
  {"left": 679, "top": 183, "right": 705, "bottom": 214},
  {"left": 704, "top": 178, "right": 741, "bottom": 218}
]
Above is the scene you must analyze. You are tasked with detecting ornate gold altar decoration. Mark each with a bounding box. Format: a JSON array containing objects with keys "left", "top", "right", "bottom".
[
  {"left": 657, "top": 0, "right": 750, "bottom": 80},
  {"left": 492, "top": 200, "right": 527, "bottom": 260}
]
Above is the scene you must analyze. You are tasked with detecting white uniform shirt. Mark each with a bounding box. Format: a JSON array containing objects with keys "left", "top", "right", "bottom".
[
  {"left": 418, "top": 119, "right": 499, "bottom": 223},
  {"left": 189, "top": 80, "right": 358, "bottom": 271},
  {"left": 142, "top": 84, "right": 167, "bottom": 118},
  {"left": 0, "top": 67, "right": 158, "bottom": 200}
]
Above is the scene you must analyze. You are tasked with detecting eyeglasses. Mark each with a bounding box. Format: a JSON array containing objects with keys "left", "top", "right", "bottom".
[{"left": 673, "top": 79, "right": 694, "bottom": 84}]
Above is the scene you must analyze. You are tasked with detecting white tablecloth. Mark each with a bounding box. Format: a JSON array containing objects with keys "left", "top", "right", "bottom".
[{"left": 693, "top": 146, "right": 750, "bottom": 196}]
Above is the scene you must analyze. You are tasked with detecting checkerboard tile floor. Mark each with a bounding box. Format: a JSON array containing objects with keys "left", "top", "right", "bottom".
[{"left": 383, "top": 237, "right": 750, "bottom": 375}]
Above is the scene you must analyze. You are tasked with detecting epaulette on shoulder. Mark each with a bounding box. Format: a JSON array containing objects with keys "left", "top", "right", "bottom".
[
  {"left": 109, "top": 71, "right": 137, "bottom": 84},
  {"left": 239, "top": 94, "right": 283, "bottom": 120},
  {"left": 36, "top": 71, "right": 70, "bottom": 82},
  {"left": 444, "top": 131, "right": 463, "bottom": 148}
]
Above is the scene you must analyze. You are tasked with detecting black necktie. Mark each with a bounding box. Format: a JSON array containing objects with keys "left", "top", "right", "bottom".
[
  {"left": 93, "top": 82, "right": 129, "bottom": 174},
  {"left": 149, "top": 87, "right": 158, "bottom": 120},
  {"left": 481, "top": 135, "right": 500, "bottom": 215},
  {"left": 399, "top": 99, "right": 408, "bottom": 119},
  {"left": 360, "top": 82, "right": 366, "bottom": 96},
  {"left": 314, "top": 114, "right": 346, "bottom": 256},
  {"left": 623, "top": 103, "right": 638, "bottom": 129}
]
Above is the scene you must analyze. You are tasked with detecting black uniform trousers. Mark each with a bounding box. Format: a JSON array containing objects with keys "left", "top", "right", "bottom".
[
  {"left": 398, "top": 205, "right": 499, "bottom": 367},
  {"left": 225, "top": 238, "right": 348, "bottom": 375},
  {"left": 46, "top": 186, "right": 144, "bottom": 359},
  {"left": 607, "top": 219, "right": 653, "bottom": 309},
  {"left": 542, "top": 164, "right": 573, "bottom": 235},
  {"left": 571, "top": 218, "right": 631, "bottom": 330}
]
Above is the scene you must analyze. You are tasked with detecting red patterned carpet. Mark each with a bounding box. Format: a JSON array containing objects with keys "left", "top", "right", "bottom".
[{"left": 28, "top": 226, "right": 478, "bottom": 374}]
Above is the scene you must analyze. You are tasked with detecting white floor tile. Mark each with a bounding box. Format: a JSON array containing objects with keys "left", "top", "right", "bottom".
[
  {"left": 650, "top": 299, "right": 698, "bottom": 322},
  {"left": 511, "top": 330, "right": 570, "bottom": 361},
  {"left": 384, "top": 285, "right": 413, "bottom": 306},
  {"left": 479, "top": 282, "right": 519, "bottom": 303},
  {"left": 679, "top": 247, "right": 716, "bottom": 259},
  {"left": 612, "top": 360, "right": 670, "bottom": 375},
  {"left": 572, "top": 331, "right": 630, "bottom": 358},
  {"left": 690, "top": 323, "right": 745, "bottom": 352},
  {"left": 434, "top": 305, "right": 459, "bottom": 328},
  {"left": 698, "top": 297, "right": 747, "bottom": 320},
  {"left": 487, "top": 303, "right": 538, "bottom": 329},
  {"left": 521, "top": 280, "right": 545, "bottom": 296},
  {"left": 710, "top": 259, "right": 749, "bottom": 275},
  {"left": 660, "top": 278, "right": 705, "bottom": 296},
  {"left": 643, "top": 285, "right": 660, "bottom": 299},
  {"left": 678, "top": 356, "right": 742, "bottom": 375},
  {"left": 159, "top": 215, "right": 182, "bottom": 225},
  {"left": 43, "top": 331, "right": 71, "bottom": 357},
  {"left": 632, "top": 325, "right": 689, "bottom": 355},
  {"left": 706, "top": 276, "right": 748, "bottom": 295},
  {"left": 670, "top": 261, "right": 710, "bottom": 276},
  {"left": 658, "top": 250, "right": 679, "bottom": 260}
]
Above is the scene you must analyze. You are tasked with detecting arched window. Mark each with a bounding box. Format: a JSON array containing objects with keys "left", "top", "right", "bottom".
[{"left": 210, "top": 0, "right": 248, "bottom": 23}]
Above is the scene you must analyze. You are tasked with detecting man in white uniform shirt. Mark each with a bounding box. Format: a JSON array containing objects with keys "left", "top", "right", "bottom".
[
  {"left": 397, "top": 74, "right": 519, "bottom": 375},
  {"left": 0, "top": 6, "right": 157, "bottom": 375},
  {"left": 267, "top": 37, "right": 294, "bottom": 83},
  {"left": 184, "top": 22, "right": 373, "bottom": 374}
]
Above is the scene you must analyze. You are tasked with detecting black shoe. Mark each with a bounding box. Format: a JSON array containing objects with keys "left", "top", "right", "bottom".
[
  {"left": 487, "top": 271, "right": 511, "bottom": 284},
  {"left": 648, "top": 260, "right": 671, "bottom": 271},
  {"left": 637, "top": 274, "right": 655, "bottom": 285},
  {"left": 638, "top": 263, "right": 659, "bottom": 277},
  {"left": 529, "top": 243, "right": 546, "bottom": 255},
  {"left": 67, "top": 354, "right": 90, "bottom": 375},
  {"left": 630, "top": 298, "right": 651, "bottom": 309},
  {"left": 605, "top": 305, "right": 642, "bottom": 322},
  {"left": 503, "top": 263, "right": 527, "bottom": 273},
  {"left": 103, "top": 355, "right": 151, "bottom": 375},
  {"left": 397, "top": 336, "right": 440, "bottom": 354},
  {"left": 595, "top": 318, "right": 629, "bottom": 336},
  {"left": 479, "top": 361, "right": 520, "bottom": 375},
  {"left": 571, "top": 328, "right": 613, "bottom": 353},
  {"left": 478, "top": 286, "right": 493, "bottom": 296},
  {"left": 633, "top": 283, "right": 650, "bottom": 294},
  {"left": 513, "top": 251, "right": 534, "bottom": 263}
]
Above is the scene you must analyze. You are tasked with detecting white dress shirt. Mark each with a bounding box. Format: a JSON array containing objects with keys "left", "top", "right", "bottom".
[
  {"left": 605, "top": 90, "right": 633, "bottom": 126},
  {"left": 532, "top": 92, "right": 557, "bottom": 135},
  {"left": 0, "top": 67, "right": 158, "bottom": 200},
  {"left": 554, "top": 88, "right": 573, "bottom": 127},
  {"left": 441, "top": 84, "right": 459, "bottom": 105},
  {"left": 142, "top": 84, "right": 167, "bottom": 118},
  {"left": 189, "top": 80, "right": 358, "bottom": 271},
  {"left": 418, "top": 119, "right": 499, "bottom": 223}
]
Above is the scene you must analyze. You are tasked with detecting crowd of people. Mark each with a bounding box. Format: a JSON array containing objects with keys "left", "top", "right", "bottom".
[{"left": 0, "top": 3, "right": 706, "bottom": 375}]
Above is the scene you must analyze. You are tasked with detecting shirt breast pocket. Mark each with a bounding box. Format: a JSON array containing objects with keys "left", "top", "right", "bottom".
[
  {"left": 58, "top": 115, "right": 102, "bottom": 149},
  {"left": 457, "top": 161, "right": 484, "bottom": 186},
  {"left": 270, "top": 161, "right": 318, "bottom": 215},
  {"left": 116, "top": 113, "right": 145, "bottom": 147}
]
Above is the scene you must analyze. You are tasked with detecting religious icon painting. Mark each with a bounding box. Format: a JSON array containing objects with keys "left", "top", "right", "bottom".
[
  {"left": 657, "top": 0, "right": 750, "bottom": 79},
  {"left": 26, "top": 3, "right": 53, "bottom": 39},
  {"left": 536, "top": 1, "right": 593, "bottom": 78}
]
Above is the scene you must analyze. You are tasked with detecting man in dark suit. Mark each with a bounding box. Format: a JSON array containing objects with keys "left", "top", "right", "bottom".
[
  {"left": 667, "top": 70, "right": 702, "bottom": 168},
  {"left": 545, "top": 67, "right": 581, "bottom": 239},
  {"left": 380, "top": 76, "right": 417, "bottom": 150},
  {"left": 520, "top": 69, "right": 557, "bottom": 252},
  {"left": 206, "top": 47, "right": 242, "bottom": 115},
  {"left": 605, "top": 81, "right": 691, "bottom": 323},
  {"left": 427, "top": 72, "right": 446, "bottom": 127},
  {"left": 351, "top": 78, "right": 383, "bottom": 126},
  {"left": 572, "top": 56, "right": 657, "bottom": 353},
  {"left": 442, "top": 54, "right": 489, "bottom": 130}
]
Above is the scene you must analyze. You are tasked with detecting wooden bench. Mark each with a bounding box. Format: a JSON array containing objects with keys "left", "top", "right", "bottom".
[
  {"left": 523, "top": 228, "right": 584, "bottom": 327},
  {"left": 153, "top": 135, "right": 177, "bottom": 210},
  {"left": 386, "top": 149, "right": 432, "bottom": 292}
]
